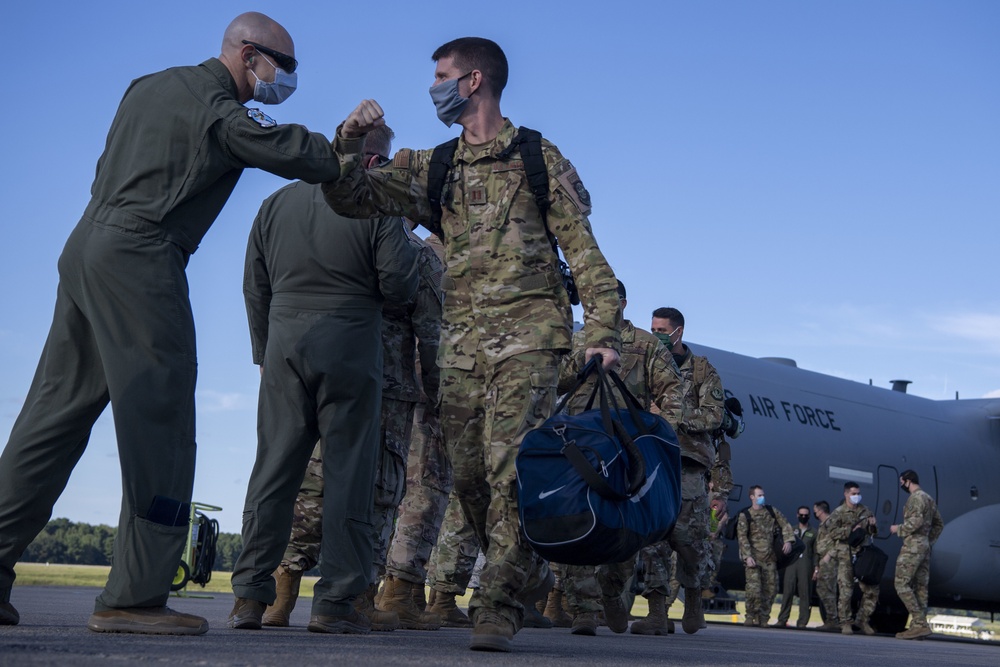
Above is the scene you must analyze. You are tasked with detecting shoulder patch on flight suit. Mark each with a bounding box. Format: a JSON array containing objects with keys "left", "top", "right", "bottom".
[
  {"left": 556, "top": 167, "right": 592, "bottom": 216},
  {"left": 711, "top": 387, "right": 725, "bottom": 401},
  {"left": 247, "top": 108, "right": 277, "bottom": 128},
  {"left": 393, "top": 149, "right": 411, "bottom": 169}
]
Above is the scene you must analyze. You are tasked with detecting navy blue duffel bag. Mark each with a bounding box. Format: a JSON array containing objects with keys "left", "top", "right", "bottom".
[{"left": 516, "top": 359, "right": 682, "bottom": 565}]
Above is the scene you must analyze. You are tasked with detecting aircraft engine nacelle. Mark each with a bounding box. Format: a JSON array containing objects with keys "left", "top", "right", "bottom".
[{"left": 929, "top": 503, "right": 1000, "bottom": 603}]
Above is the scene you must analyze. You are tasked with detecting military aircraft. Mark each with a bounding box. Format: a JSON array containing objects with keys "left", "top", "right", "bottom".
[{"left": 688, "top": 341, "right": 1000, "bottom": 630}]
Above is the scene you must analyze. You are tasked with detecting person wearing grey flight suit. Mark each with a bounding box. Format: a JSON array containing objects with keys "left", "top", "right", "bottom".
[
  {"left": 229, "top": 124, "right": 418, "bottom": 634},
  {"left": 0, "top": 12, "right": 343, "bottom": 634}
]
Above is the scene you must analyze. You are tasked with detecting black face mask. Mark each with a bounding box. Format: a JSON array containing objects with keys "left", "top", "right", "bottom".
[
  {"left": 900, "top": 482, "right": 910, "bottom": 493},
  {"left": 798, "top": 515, "right": 809, "bottom": 523}
]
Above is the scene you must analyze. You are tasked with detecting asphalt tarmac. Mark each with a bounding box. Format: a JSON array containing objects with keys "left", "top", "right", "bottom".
[{"left": 1, "top": 586, "right": 996, "bottom": 666}]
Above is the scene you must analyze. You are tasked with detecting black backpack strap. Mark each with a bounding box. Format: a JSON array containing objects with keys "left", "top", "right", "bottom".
[{"left": 426, "top": 137, "right": 459, "bottom": 239}]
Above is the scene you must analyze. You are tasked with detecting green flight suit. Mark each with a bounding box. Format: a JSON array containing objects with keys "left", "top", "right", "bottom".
[
  {"left": 0, "top": 58, "right": 342, "bottom": 612},
  {"left": 233, "top": 181, "right": 417, "bottom": 616}
]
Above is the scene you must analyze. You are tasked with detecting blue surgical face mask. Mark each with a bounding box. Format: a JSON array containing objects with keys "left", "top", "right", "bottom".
[
  {"left": 429, "top": 71, "right": 472, "bottom": 127},
  {"left": 849, "top": 494, "right": 862, "bottom": 505},
  {"left": 251, "top": 52, "right": 297, "bottom": 105},
  {"left": 756, "top": 496, "right": 766, "bottom": 506}
]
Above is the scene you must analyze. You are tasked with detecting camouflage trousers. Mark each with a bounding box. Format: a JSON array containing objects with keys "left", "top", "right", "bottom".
[
  {"left": 837, "top": 552, "right": 878, "bottom": 623},
  {"left": 282, "top": 396, "right": 415, "bottom": 580},
  {"left": 744, "top": 560, "right": 778, "bottom": 622},
  {"left": 426, "top": 489, "right": 480, "bottom": 593},
  {"left": 894, "top": 540, "right": 931, "bottom": 627},
  {"left": 562, "top": 540, "right": 674, "bottom": 615},
  {"left": 439, "top": 348, "right": 560, "bottom": 629},
  {"left": 385, "top": 403, "right": 452, "bottom": 585},
  {"left": 669, "top": 463, "right": 710, "bottom": 590},
  {"left": 703, "top": 535, "right": 725, "bottom": 591},
  {"left": 816, "top": 557, "right": 839, "bottom": 623}
]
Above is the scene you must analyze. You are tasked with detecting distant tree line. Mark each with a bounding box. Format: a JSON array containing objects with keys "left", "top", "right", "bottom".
[{"left": 22, "top": 519, "right": 245, "bottom": 572}]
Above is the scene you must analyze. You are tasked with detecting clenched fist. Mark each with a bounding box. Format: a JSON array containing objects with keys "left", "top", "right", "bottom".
[{"left": 341, "top": 99, "right": 385, "bottom": 138}]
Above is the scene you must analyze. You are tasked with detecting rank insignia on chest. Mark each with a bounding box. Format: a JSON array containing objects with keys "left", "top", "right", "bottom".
[
  {"left": 468, "top": 186, "right": 487, "bottom": 205},
  {"left": 247, "top": 108, "right": 277, "bottom": 128}
]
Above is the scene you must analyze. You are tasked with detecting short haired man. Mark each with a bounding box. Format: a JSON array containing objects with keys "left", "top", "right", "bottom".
[
  {"left": 229, "top": 125, "right": 419, "bottom": 633},
  {"left": 774, "top": 506, "right": 817, "bottom": 628},
  {"left": 811, "top": 501, "right": 837, "bottom": 627},
  {"left": 737, "top": 486, "right": 795, "bottom": 626},
  {"left": 818, "top": 482, "right": 878, "bottom": 635},
  {"left": 650, "top": 307, "right": 732, "bottom": 633},
  {"left": 890, "top": 470, "right": 944, "bottom": 640},
  {"left": 324, "top": 37, "right": 621, "bottom": 651},
  {"left": 0, "top": 12, "right": 344, "bottom": 634}
]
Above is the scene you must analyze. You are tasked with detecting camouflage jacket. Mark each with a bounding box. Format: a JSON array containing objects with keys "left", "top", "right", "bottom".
[
  {"left": 323, "top": 119, "right": 621, "bottom": 370},
  {"left": 557, "top": 319, "right": 683, "bottom": 425},
  {"left": 381, "top": 228, "right": 444, "bottom": 403},
  {"left": 737, "top": 505, "right": 796, "bottom": 563},
  {"left": 672, "top": 347, "right": 725, "bottom": 468},
  {"left": 814, "top": 519, "right": 834, "bottom": 558},
  {"left": 824, "top": 502, "right": 877, "bottom": 557},
  {"left": 898, "top": 489, "right": 944, "bottom": 547}
]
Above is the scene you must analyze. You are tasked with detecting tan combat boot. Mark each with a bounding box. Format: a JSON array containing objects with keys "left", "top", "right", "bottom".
[
  {"left": 262, "top": 565, "right": 303, "bottom": 627},
  {"left": 682, "top": 587, "right": 703, "bottom": 634},
  {"left": 470, "top": 609, "right": 514, "bottom": 652},
  {"left": 410, "top": 581, "right": 429, "bottom": 612},
  {"left": 543, "top": 589, "right": 573, "bottom": 628},
  {"left": 427, "top": 590, "right": 472, "bottom": 628},
  {"left": 895, "top": 624, "right": 932, "bottom": 640},
  {"left": 631, "top": 591, "right": 668, "bottom": 636},
  {"left": 857, "top": 615, "right": 876, "bottom": 636},
  {"left": 354, "top": 583, "right": 400, "bottom": 631},
  {"left": 570, "top": 611, "right": 599, "bottom": 636},
  {"left": 378, "top": 575, "right": 442, "bottom": 630}
]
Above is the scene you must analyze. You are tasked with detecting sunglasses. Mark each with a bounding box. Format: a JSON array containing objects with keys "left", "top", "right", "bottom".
[{"left": 242, "top": 40, "right": 298, "bottom": 74}]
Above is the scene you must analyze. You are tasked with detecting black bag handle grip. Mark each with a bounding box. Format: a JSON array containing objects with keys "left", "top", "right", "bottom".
[{"left": 595, "top": 362, "right": 647, "bottom": 496}]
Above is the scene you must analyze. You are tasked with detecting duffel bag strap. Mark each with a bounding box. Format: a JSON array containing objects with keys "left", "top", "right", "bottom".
[
  {"left": 554, "top": 356, "right": 601, "bottom": 415},
  {"left": 596, "top": 363, "right": 647, "bottom": 496},
  {"left": 561, "top": 440, "right": 629, "bottom": 502}
]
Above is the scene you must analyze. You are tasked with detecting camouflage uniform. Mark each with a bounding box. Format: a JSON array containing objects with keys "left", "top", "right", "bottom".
[
  {"left": 557, "top": 319, "right": 683, "bottom": 615},
  {"left": 894, "top": 489, "right": 944, "bottom": 629},
  {"left": 813, "top": 518, "right": 839, "bottom": 623},
  {"left": 324, "top": 119, "right": 621, "bottom": 629},
  {"left": 737, "top": 505, "right": 795, "bottom": 623},
  {"left": 426, "top": 490, "right": 481, "bottom": 594},
  {"left": 664, "top": 348, "right": 725, "bottom": 591},
  {"left": 380, "top": 232, "right": 445, "bottom": 584},
  {"left": 279, "top": 230, "right": 443, "bottom": 581},
  {"left": 824, "top": 502, "right": 879, "bottom": 625}
]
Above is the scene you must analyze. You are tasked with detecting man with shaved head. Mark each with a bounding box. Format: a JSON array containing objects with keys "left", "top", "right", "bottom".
[{"left": 0, "top": 12, "right": 343, "bottom": 634}]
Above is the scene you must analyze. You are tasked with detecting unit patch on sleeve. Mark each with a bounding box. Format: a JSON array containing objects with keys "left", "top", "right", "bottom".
[
  {"left": 247, "top": 108, "right": 277, "bottom": 128},
  {"left": 556, "top": 167, "right": 592, "bottom": 216}
]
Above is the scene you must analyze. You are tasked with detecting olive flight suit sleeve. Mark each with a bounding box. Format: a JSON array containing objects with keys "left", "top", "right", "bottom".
[
  {"left": 243, "top": 204, "right": 273, "bottom": 365},
  {"left": 219, "top": 110, "right": 342, "bottom": 183},
  {"left": 373, "top": 217, "right": 419, "bottom": 305}
]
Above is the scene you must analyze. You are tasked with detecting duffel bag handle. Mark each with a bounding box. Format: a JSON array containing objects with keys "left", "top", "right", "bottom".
[{"left": 595, "top": 362, "right": 647, "bottom": 497}]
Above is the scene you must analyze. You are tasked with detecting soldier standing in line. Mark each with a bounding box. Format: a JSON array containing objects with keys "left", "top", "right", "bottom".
[
  {"left": 737, "top": 485, "right": 796, "bottom": 627},
  {"left": 229, "top": 125, "right": 419, "bottom": 633},
  {"left": 774, "top": 506, "right": 817, "bottom": 628},
  {"left": 817, "top": 482, "right": 879, "bottom": 635},
  {"left": 324, "top": 37, "right": 622, "bottom": 652},
  {"left": 650, "top": 307, "right": 737, "bottom": 634},
  {"left": 257, "top": 217, "right": 444, "bottom": 633},
  {"left": 811, "top": 500, "right": 839, "bottom": 630},
  {"left": 557, "top": 281, "right": 684, "bottom": 637},
  {"left": 0, "top": 11, "right": 346, "bottom": 634},
  {"left": 890, "top": 469, "right": 944, "bottom": 640}
]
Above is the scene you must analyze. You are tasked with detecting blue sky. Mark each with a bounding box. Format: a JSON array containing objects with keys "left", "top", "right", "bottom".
[{"left": 1, "top": 1, "right": 997, "bottom": 534}]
